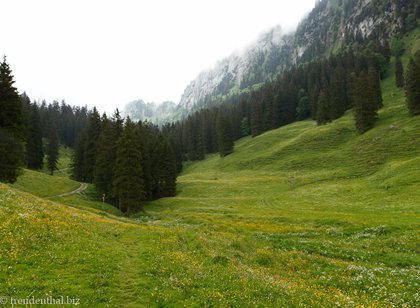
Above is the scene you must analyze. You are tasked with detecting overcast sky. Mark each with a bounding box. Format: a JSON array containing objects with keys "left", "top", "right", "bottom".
[{"left": 1, "top": 0, "right": 315, "bottom": 114}]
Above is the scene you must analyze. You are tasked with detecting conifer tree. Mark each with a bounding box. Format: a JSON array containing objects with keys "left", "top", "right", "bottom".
[
  {"left": 240, "top": 117, "right": 251, "bottom": 136},
  {"left": 405, "top": 52, "right": 420, "bottom": 116},
  {"left": 93, "top": 110, "right": 123, "bottom": 200},
  {"left": 72, "top": 132, "right": 86, "bottom": 181},
  {"left": 113, "top": 118, "right": 145, "bottom": 213},
  {"left": 0, "top": 56, "right": 23, "bottom": 138},
  {"left": 250, "top": 93, "right": 263, "bottom": 137},
  {"left": 0, "top": 129, "right": 24, "bottom": 183},
  {"left": 353, "top": 72, "right": 378, "bottom": 133},
  {"left": 296, "top": 89, "right": 310, "bottom": 120},
  {"left": 316, "top": 90, "right": 330, "bottom": 125},
  {"left": 0, "top": 56, "right": 24, "bottom": 182},
  {"left": 82, "top": 107, "right": 101, "bottom": 182},
  {"left": 26, "top": 103, "right": 44, "bottom": 169},
  {"left": 154, "top": 135, "right": 177, "bottom": 198},
  {"left": 329, "top": 66, "right": 347, "bottom": 120},
  {"left": 368, "top": 58, "right": 383, "bottom": 109},
  {"left": 160, "top": 139, "right": 177, "bottom": 197},
  {"left": 395, "top": 56, "right": 405, "bottom": 88},
  {"left": 137, "top": 121, "right": 154, "bottom": 199},
  {"left": 46, "top": 120, "right": 59, "bottom": 174},
  {"left": 216, "top": 113, "right": 234, "bottom": 157}
]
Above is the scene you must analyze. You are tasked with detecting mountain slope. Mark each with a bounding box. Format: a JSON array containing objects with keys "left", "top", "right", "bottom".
[
  {"left": 179, "top": 0, "right": 418, "bottom": 113},
  {"left": 139, "top": 66, "right": 419, "bottom": 306}
]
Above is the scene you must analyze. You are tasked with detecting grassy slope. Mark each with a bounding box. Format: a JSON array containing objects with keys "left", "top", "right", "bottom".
[
  {"left": 0, "top": 32, "right": 419, "bottom": 306},
  {"left": 135, "top": 34, "right": 420, "bottom": 306},
  {"left": 12, "top": 147, "right": 79, "bottom": 198}
]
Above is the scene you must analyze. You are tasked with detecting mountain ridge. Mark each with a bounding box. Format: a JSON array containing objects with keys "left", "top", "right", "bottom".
[{"left": 124, "top": 0, "right": 418, "bottom": 123}]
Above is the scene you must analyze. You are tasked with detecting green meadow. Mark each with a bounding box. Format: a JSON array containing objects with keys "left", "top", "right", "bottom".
[{"left": 1, "top": 34, "right": 419, "bottom": 306}]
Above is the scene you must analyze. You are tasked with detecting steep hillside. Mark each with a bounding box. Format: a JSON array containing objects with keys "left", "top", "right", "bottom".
[{"left": 179, "top": 0, "right": 418, "bottom": 113}]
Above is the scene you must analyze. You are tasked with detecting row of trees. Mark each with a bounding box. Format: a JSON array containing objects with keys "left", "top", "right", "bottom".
[
  {"left": 72, "top": 109, "right": 177, "bottom": 213},
  {"left": 0, "top": 57, "right": 64, "bottom": 181},
  {"left": 0, "top": 56, "right": 176, "bottom": 213},
  {"left": 0, "top": 57, "right": 24, "bottom": 182},
  {"left": 164, "top": 44, "right": 419, "bottom": 169},
  {"left": 163, "top": 47, "right": 386, "bottom": 167}
]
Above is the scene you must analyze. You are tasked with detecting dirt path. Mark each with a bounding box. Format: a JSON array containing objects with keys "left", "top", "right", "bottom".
[{"left": 52, "top": 182, "right": 88, "bottom": 198}]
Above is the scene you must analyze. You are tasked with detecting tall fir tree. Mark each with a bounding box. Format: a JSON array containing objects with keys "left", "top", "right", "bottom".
[
  {"left": 216, "top": 112, "right": 234, "bottom": 157},
  {"left": 368, "top": 58, "right": 383, "bottom": 109},
  {"left": 405, "top": 52, "right": 420, "bottom": 116},
  {"left": 0, "top": 56, "right": 24, "bottom": 182},
  {"left": 329, "top": 65, "right": 347, "bottom": 120},
  {"left": 240, "top": 117, "right": 251, "bottom": 136},
  {"left": 316, "top": 90, "right": 330, "bottom": 125},
  {"left": 46, "top": 119, "right": 59, "bottom": 175},
  {"left": 395, "top": 56, "right": 405, "bottom": 88},
  {"left": 113, "top": 118, "right": 145, "bottom": 213},
  {"left": 353, "top": 72, "right": 378, "bottom": 133},
  {"left": 152, "top": 135, "right": 177, "bottom": 198},
  {"left": 250, "top": 93, "right": 263, "bottom": 137},
  {"left": 26, "top": 103, "right": 44, "bottom": 169},
  {"left": 93, "top": 110, "right": 123, "bottom": 201},
  {"left": 72, "top": 132, "right": 87, "bottom": 181},
  {"left": 0, "top": 56, "right": 23, "bottom": 138},
  {"left": 82, "top": 107, "right": 101, "bottom": 182},
  {"left": 296, "top": 89, "right": 310, "bottom": 120}
]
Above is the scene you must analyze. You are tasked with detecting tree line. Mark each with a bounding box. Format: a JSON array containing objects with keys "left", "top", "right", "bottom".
[
  {"left": 0, "top": 57, "right": 177, "bottom": 214},
  {"left": 72, "top": 108, "right": 177, "bottom": 213},
  {"left": 163, "top": 44, "right": 420, "bottom": 169},
  {"left": 0, "top": 57, "right": 65, "bottom": 181}
]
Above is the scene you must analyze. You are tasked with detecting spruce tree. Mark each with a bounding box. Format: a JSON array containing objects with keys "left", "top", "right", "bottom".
[
  {"left": 296, "top": 89, "right": 310, "bottom": 120},
  {"left": 93, "top": 110, "right": 123, "bottom": 201},
  {"left": 395, "top": 56, "right": 405, "bottom": 88},
  {"left": 160, "top": 138, "right": 177, "bottom": 197},
  {"left": 240, "top": 117, "right": 251, "bottom": 136},
  {"left": 82, "top": 107, "right": 101, "bottom": 182},
  {"left": 153, "top": 135, "right": 177, "bottom": 198},
  {"left": 72, "top": 132, "right": 86, "bottom": 181},
  {"left": 353, "top": 72, "right": 378, "bottom": 133},
  {"left": 368, "top": 59, "right": 383, "bottom": 110},
  {"left": 405, "top": 52, "right": 420, "bottom": 116},
  {"left": 250, "top": 93, "right": 263, "bottom": 137},
  {"left": 137, "top": 121, "right": 153, "bottom": 199},
  {"left": 113, "top": 118, "right": 145, "bottom": 213},
  {"left": 26, "top": 103, "right": 44, "bottom": 169},
  {"left": 216, "top": 113, "right": 234, "bottom": 157},
  {"left": 316, "top": 90, "right": 330, "bottom": 125},
  {"left": 329, "top": 66, "right": 347, "bottom": 120},
  {"left": 0, "top": 56, "right": 24, "bottom": 182},
  {"left": 0, "top": 128, "right": 24, "bottom": 183},
  {"left": 0, "top": 56, "right": 23, "bottom": 138},
  {"left": 46, "top": 120, "right": 59, "bottom": 174}
]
